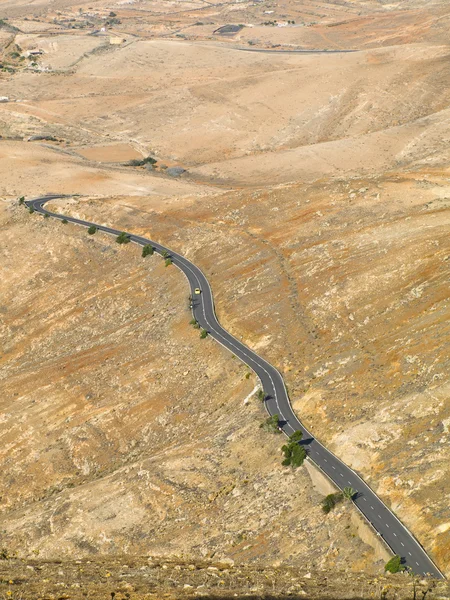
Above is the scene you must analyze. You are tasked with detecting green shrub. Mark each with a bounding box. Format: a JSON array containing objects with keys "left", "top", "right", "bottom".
[
  {"left": 384, "top": 555, "right": 405, "bottom": 574},
  {"left": 88, "top": 225, "right": 97, "bottom": 235},
  {"left": 18, "top": 196, "right": 25, "bottom": 204},
  {"left": 343, "top": 486, "right": 356, "bottom": 501},
  {"left": 142, "top": 244, "right": 154, "bottom": 257},
  {"left": 282, "top": 442, "right": 306, "bottom": 468},
  {"left": 200, "top": 328, "right": 208, "bottom": 339},
  {"left": 165, "top": 257, "right": 172, "bottom": 267},
  {"left": 116, "top": 232, "right": 130, "bottom": 244},
  {"left": 289, "top": 430, "right": 304, "bottom": 443},
  {"left": 257, "top": 389, "right": 265, "bottom": 402},
  {"left": 189, "top": 319, "right": 197, "bottom": 326},
  {"left": 161, "top": 250, "right": 169, "bottom": 259},
  {"left": 260, "top": 414, "right": 281, "bottom": 434},
  {"left": 29, "top": 207, "right": 34, "bottom": 214},
  {"left": 44, "top": 213, "right": 50, "bottom": 218},
  {"left": 321, "top": 492, "right": 343, "bottom": 514},
  {"left": 281, "top": 431, "right": 306, "bottom": 468},
  {"left": 62, "top": 219, "right": 68, "bottom": 224}
]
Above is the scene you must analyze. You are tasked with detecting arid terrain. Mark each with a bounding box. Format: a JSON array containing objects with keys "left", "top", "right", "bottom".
[{"left": 0, "top": 0, "right": 449, "bottom": 594}]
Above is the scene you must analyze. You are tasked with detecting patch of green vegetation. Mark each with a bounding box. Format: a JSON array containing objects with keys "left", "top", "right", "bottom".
[
  {"left": 321, "top": 492, "right": 343, "bottom": 514},
  {"left": 384, "top": 555, "right": 405, "bottom": 574},
  {"left": 142, "top": 244, "right": 154, "bottom": 257},
  {"left": 260, "top": 414, "right": 281, "bottom": 434},
  {"left": 281, "top": 430, "right": 306, "bottom": 468},
  {"left": 116, "top": 232, "right": 131, "bottom": 244},
  {"left": 88, "top": 225, "right": 97, "bottom": 235}
]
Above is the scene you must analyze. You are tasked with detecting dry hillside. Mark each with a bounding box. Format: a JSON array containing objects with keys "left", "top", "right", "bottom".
[{"left": 0, "top": 0, "right": 449, "bottom": 586}]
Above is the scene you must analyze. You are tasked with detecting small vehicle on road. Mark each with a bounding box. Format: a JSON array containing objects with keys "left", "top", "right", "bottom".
[{"left": 194, "top": 288, "right": 201, "bottom": 295}]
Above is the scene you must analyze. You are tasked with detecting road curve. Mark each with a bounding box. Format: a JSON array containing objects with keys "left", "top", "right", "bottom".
[{"left": 26, "top": 195, "right": 444, "bottom": 579}]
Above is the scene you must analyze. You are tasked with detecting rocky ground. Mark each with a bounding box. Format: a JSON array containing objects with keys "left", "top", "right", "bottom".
[
  {"left": 1, "top": 556, "right": 449, "bottom": 600},
  {"left": 0, "top": 200, "right": 378, "bottom": 572}
]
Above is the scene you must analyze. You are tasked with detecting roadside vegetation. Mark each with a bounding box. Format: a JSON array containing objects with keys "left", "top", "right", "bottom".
[
  {"left": 116, "top": 232, "right": 130, "bottom": 244},
  {"left": 260, "top": 414, "right": 281, "bottom": 434},
  {"left": 200, "top": 328, "right": 208, "bottom": 339},
  {"left": 142, "top": 244, "right": 154, "bottom": 257},
  {"left": 281, "top": 430, "right": 306, "bottom": 468},
  {"left": 321, "top": 486, "right": 356, "bottom": 513},
  {"left": 385, "top": 555, "right": 406, "bottom": 574},
  {"left": 88, "top": 225, "right": 97, "bottom": 235},
  {"left": 322, "top": 492, "right": 344, "bottom": 514}
]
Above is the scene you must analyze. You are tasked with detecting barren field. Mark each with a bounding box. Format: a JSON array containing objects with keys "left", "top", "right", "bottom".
[{"left": 0, "top": 0, "right": 449, "bottom": 585}]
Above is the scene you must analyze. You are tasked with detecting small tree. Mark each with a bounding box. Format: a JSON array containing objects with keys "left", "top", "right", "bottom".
[
  {"left": 29, "top": 207, "right": 34, "bottom": 214},
  {"left": 18, "top": 196, "right": 25, "bottom": 205},
  {"left": 116, "top": 232, "right": 130, "bottom": 244},
  {"left": 343, "top": 486, "right": 356, "bottom": 501},
  {"left": 161, "top": 250, "right": 169, "bottom": 259},
  {"left": 142, "top": 244, "right": 154, "bottom": 257},
  {"left": 289, "top": 430, "right": 303, "bottom": 443},
  {"left": 385, "top": 555, "right": 405, "bottom": 574},
  {"left": 282, "top": 442, "right": 306, "bottom": 468},
  {"left": 321, "top": 492, "right": 343, "bottom": 514},
  {"left": 281, "top": 431, "right": 306, "bottom": 468},
  {"left": 257, "top": 389, "right": 265, "bottom": 402},
  {"left": 62, "top": 219, "right": 68, "bottom": 224},
  {"left": 88, "top": 225, "right": 97, "bottom": 235},
  {"left": 165, "top": 257, "right": 172, "bottom": 267},
  {"left": 200, "top": 328, "right": 208, "bottom": 339},
  {"left": 260, "top": 414, "right": 281, "bottom": 434}
]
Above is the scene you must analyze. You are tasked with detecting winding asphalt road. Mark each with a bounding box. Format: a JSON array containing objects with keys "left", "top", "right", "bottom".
[{"left": 26, "top": 195, "right": 444, "bottom": 579}]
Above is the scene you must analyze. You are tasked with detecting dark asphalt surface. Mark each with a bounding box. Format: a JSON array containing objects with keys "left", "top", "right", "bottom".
[{"left": 26, "top": 195, "right": 444, "bottom": 579}]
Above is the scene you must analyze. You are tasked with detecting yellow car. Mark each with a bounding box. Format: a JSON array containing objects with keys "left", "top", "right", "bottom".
[{"left": 194, "top": 288, "right": 201, "bottom": 295}]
